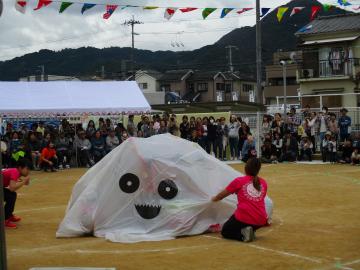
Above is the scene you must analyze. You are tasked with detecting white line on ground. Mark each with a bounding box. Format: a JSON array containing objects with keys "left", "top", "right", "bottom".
[
  {"left": 16, "top": 205, "right": 66, "bottom": 213},
  {"left": 9, "top": 239, "right": 103, "bottom": 255},
  {"left": 202, "top": 235, "right": 323, "bottom": 264},
  {"left": 344, "top": 259, "right": 360, "bottom": 266},
  {"left": 74, "top": 244, "right": 218, "bottom": 255}
]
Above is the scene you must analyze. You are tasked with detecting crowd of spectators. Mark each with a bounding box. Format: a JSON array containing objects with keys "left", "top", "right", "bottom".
[
  {"left": 1, "top": 107, "right": 359, "bottom": 172},
  {"left": 259, "top": 106, "right": 359, "bottom": 164}
]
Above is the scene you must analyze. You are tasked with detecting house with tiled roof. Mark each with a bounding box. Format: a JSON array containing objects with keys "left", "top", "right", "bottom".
[{"left": 296, "top": 13, "right": 360, "bottom": 108}]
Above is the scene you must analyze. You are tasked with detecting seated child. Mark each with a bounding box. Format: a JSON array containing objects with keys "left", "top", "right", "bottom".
[
  {"left": 339, "top": 140, "right": 352, "bottom": 164},
  {"left": 351, "top": 149, "right": 360, "bottom": 165},
  {"left": 299, "top": 135, "right": 313, "bottom": 161},
  {"left": 2, "top": 159, "right": 30, "bottom": 228},
  {"left": 212, "top": 158, "right": 268, "bottom": 242},
  {"left": 40, "top": 141, "right": 58, "bottom": 172}
]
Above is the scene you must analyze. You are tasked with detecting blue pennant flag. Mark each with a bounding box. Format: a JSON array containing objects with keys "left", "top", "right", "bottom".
[
  {"left": 81, "top": 3, "right": 96, "bottom": 14},
  {"left": 260, "top": 8, "right": 270, "bottom": 17}
]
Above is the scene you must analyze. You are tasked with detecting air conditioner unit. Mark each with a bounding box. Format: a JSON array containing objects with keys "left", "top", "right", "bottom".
[{"left": 301, "top": 69, "right": 314, "bottom": 79}]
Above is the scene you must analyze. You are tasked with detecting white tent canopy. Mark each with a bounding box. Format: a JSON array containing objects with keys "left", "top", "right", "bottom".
[{"left": 0, "top": 81, "right": 151, "bottom": 116}]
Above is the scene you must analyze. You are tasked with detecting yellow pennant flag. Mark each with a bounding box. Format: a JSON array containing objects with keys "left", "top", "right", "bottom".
[
  {"left": 143, "top": 6, "right": 159, "bottom": 10},
  {"left": 277, "top": 7, "right": 288, "bottom": 22}
]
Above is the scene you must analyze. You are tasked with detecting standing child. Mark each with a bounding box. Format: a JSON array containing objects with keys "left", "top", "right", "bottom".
[
  {"left": 2, "top": 159, "right": 30, "bottom": 228},
  {"left": 212, "top": 158, "right": 268, "bottom": 242}
]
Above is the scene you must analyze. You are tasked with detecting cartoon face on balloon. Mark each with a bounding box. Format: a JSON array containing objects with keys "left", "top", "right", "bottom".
[{"left": 119, "top": 173, "right": 178, "bottom": 219}]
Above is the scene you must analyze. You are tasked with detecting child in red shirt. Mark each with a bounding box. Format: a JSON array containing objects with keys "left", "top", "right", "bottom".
[
  {"left": 2, "top": 159, "right": 30, "bottom": 228},
  {"left": 41, "top": 141, "right": 58, "bottom": 172},
  {"left": 212, "top": 158, "right": 267, "bottom": 242}
]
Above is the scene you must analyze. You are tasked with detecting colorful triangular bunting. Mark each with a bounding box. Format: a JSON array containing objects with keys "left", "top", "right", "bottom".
[
  {"left": 202, "top": 8, "right": 217, "bottom": 19},
  {"left": 59, "top": 2, "right": 73, "bottom": 13},
  {"left": 237, "top": 8, "right": 253, "bottom": 14},
  {"left": 260, "top": 8, "right": 270, "bottom": 17},
  {"left": 164, "top": 8, "right": 177, "bottom": 20},
  {"left": 81, "top": 3, "right": 96, "bottom": 14},
  {"left": 180, "top": 7, "right": 197, "bottom": 13},
  {"left": 103, "top": 4, "right": 117, "bottom": 19},
  {"left": 15, "top": 0, "right": 27, "bottom": 13},
  {"left": 310, "top": 6, "right": 321, "bottom": 21},
  {"left": 322, "top": 4, "right": 333, "bottom": 12},
  {"left": 143, "top": 6, "right": 159, "bottom": 10},
  {"left": 34, "top": 0, "right": 52, "bottom": 11},
  {"left": 277, "top": 7, "right": 288, "bottom": 22},
  {"left": 220, "top": 8, "right": 234, "bottom": 18},
  {"left": 338, "top": 0, "right": 351, "bottom": 6},
  {"left": 290, "top": 7, "right": 304, "bottom": 16}
]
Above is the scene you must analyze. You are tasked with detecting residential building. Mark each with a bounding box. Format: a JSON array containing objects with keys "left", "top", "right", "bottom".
[
  {"left": 264, "top": 51, "right": 302, "bottom": 106},
  {"left": 134, "top": 70, "right": 164, "bottom": 105},
  {"left": 158, "top": 70, "right": 256, "bottom": 103},
  {"left": 296, "top": 14, "right": 360, "bottom": 109}
]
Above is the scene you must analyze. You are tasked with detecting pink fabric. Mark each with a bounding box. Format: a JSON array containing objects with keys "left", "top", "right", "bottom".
[
  {"left": 2, "top": 168, "right": 20, "bottom": 188},
  {"left": 226, "top": 175, "right": 268, "bottom": 226}
]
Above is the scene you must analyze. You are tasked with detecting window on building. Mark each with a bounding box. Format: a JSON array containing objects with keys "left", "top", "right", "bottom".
[
  {"left": 225, "top": 84, "right": 232, "bottom": 93},
  {"left": 216, "top": 83, "right": 225, "bottom": 91},
  {"left": 242, "top": 83, "right": 254, "bottom": 93},
  {"left": 197, "top": 82, "right": 208, "bottom": 92},
  {"left": 138, "top": 83, "right": 148, "bottom": 90}
]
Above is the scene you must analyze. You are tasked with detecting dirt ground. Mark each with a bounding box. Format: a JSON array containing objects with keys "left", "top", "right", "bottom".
[{"left": 5, "top": 163, "right": 360, "bottom": 270}]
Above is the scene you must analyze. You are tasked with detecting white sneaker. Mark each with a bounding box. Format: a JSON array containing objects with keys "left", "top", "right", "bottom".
[
  {"left": 241, "top": 226, "right": 255, "bottom": 242},
  {"left": 65, "top": 164, "right": 70, "bottom": 169},
  {"left": 58, "top": 165, "right": 63, "bottom": 170}
]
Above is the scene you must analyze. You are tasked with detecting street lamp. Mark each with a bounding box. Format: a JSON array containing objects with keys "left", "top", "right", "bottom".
[{"left": 280, "top": 60, "right": 287, "bottom": 120}]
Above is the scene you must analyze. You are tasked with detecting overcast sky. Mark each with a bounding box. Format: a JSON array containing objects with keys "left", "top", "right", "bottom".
[{"left": 0, "top": 0, "right": 358, "bottom": 61}]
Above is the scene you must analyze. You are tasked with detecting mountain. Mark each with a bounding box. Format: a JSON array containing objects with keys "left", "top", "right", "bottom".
[{"left": 0, "top": 0, "right": 350, "bottom": 81}]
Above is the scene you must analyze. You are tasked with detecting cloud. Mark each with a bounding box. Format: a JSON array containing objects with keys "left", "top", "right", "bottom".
[{"left": 0, "top": 0, "right": 285, "bottom": 61}]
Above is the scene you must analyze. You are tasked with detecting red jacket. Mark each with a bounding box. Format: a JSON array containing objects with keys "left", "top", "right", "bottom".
[{"left": 41, "top": 147, "right": 56, "bottom": 161}]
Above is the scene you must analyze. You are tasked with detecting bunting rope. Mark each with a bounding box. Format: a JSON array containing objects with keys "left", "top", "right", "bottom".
[{"left": 13, "top": 0, "right": 360, "bottom": 21}]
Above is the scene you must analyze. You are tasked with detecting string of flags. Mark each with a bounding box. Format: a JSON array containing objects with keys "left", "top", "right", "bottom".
[{"left": 14, "top": 0, "right": 360, "bottom": 21}]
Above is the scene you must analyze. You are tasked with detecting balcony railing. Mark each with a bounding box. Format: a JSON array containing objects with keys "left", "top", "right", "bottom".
[{"left": 299, "top": 58, "right": 359, "bottom": 79}]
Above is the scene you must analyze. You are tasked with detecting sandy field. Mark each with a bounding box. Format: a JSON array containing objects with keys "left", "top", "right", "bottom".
[{"left": 5, "top": 163, "right": 360, "bottom": 270}]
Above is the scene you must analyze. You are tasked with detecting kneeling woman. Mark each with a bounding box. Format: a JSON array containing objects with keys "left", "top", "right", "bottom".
[{"left": 212, "top": 158, "right": 268, "bottom": 242}]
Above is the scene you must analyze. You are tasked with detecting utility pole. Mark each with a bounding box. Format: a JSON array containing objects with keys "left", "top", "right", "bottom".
[
  {"left": 225, "top": 45, "right": 238, "bottom": 72},
  {"left": 255, "top": 0, "right": 262, "bottom": 104},
  {"left": 123, "top": 16, "right": 143, "bottom": 78},
  {"left": 281, "top": 61, "right": 287, "bottom": 121}
]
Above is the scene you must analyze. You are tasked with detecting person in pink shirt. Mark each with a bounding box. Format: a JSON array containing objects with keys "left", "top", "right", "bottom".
[
  {"left": 212, "top": 158, "right": 267, "bottom": 242},
  {"left": 2, "top": 159, "right": 30, "bottom": 229}
]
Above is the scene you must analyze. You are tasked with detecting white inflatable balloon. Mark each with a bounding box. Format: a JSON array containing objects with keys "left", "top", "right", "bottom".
[{"left": 57, "top": 134, "right": 272, "bottom": 243}]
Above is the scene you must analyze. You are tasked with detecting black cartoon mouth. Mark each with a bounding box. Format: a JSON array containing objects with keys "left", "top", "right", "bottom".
[{"left": 135, "top": 204, "right": 161, "bottom": 219}]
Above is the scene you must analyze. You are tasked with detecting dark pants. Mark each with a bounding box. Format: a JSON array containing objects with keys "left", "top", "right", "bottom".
[
  {"left": 215, "top": 138, "right": 224, "bottom": 159},
  {"left": 229, "top": 137, "right": 238, "bottom": 158},
  {"left": 57, "top": 149, "right": 72, "bottom": 166},
  {"left": 221, "top": 215, "right": 261, "bottom": 241},
  {"left": 77, "top": 148, "right": 91, "bottom": 167},
  {"left": 3, "top": 188, "right": 17, "bottom": 220},
  {"left": 42, "top": 157, "right": 58, "bottom": 170},
  {"left": 300, "top": 149, "right": 312, "bottom": 161}
]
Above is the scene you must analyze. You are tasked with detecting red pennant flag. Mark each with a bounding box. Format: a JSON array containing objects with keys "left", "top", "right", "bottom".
[
  {"left": 180, "top": 7, "right": 197, "bottom": 13},
  {"left": 237, "top": 8, "right": 253, "bottom": 14},
  {"left": 15, "top": 0, "right": 27, "bottom": 13},
  {"left": 34, "top": 0, "right": 52, "bottom": 10},
  {"left": 103, "top": 5, "right": 118, "bottom": 19},
  {"left": 164, "top": 8, "right": 177, "bottom": 20},
  {"left": 310, "top": 6, "right": 321, "bottom": 21},
  {"left": 290, "top": 7, "right": 304, "bottom": 16}
]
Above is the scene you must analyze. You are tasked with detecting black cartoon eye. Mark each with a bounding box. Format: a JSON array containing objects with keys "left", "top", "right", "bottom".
[
  {"left": 158, "top": 180, "right": 178, "bottom": 200},
  {"left": 119, "top": 173, "right": 140, "bottom": 193}
]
